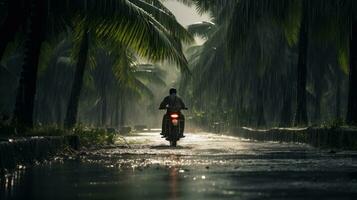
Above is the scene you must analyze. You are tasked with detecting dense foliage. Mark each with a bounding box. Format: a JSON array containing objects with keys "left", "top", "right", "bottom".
[
  {"left": 0, "top": 0, "right": 192, "bottom": 131},
  {"left": 179, "top": 0, "right": 357, "bottom": 130}
]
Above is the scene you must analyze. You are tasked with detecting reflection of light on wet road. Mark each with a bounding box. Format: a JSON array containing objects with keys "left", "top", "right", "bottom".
[
  {"left": 2, "top": 132, "right": 357, "bottom": 200},
  {"left": 85, "top": 132, "right": 319, "bottom": 169},
  {"left": 169, "top": 167, "right": 178, "bottom": 200},
  {"left": 1, "top": 170, "right": 25, "bottom": 200},
  {"left": 168, "top": 155, "right": 181, "bottom": 200}
]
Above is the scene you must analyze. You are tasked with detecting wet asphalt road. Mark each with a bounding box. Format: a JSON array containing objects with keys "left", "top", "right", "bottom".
[{"left": 2, "top": 132, "right": 357, "bottom": 200}]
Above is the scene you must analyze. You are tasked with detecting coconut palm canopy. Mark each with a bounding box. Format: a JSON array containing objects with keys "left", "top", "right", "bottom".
[
  {"left": 179, "top": 0, "right": 357, "bottom": 128},
  {"left": 0, "top": 0, "right": 357, "bottom": 129},
  {"left": 2, "top": 2, "right": 357, "bottom": 200},
  {"left": 0, "top": 0, "right": 194, "bottom": 128}
]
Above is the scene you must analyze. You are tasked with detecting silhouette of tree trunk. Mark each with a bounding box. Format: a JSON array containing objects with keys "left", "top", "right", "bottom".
[
  {"left": 119, "top": 96, "right": 125, "bottom": 127},
  {"left": 313, "top": 87, "right": 322, "bottom": 123},
  {"left": 101, "top": 91, "right": 107, "bottom": 126},
  {"left": 13, "top": 0, "right": 48, "bottom": 128},
  {"left": 96, "top": 101, "right": 101, "bottom": 126},
  {"left": 346, "top": 20, "right": 357, "bottom": 125},
  {"left": 64, "top": 30, "right": 89, "bottom": 129},
  {"left": 113, "top": 93, "right": 119, "bottom": 127},
  {"left": 294, "top": 0, "right": 309, "bottom": 126},
  {"left": 56, "top": 99, "right": 63, "bottom": 124},
  {"left": 280, "top": 82, "right": 292, "bottom": 127},
  {"left": 336, "top": 73, "right": 341, "bottom": 119}
]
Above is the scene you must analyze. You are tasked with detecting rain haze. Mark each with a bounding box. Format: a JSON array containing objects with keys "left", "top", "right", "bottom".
[{"left": 1, "top": 1, "right": 357, "bottom": 200}]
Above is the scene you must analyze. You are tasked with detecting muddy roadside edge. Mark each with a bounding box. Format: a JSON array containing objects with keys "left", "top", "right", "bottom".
[
  {"left": 232, "top": 127, "right": 357, "bottom": 150},
  {"left": 0, "top": 135, "right": 80, "bottom": 174}
]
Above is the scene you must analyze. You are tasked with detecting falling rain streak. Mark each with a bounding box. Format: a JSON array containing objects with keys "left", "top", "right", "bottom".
[{"left": 1, "top": 0, "right": 357, "bottom": 200}]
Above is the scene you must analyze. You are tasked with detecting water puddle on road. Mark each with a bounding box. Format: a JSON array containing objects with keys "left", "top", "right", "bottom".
[{"left": 1, "top": 132, "right": 357, "bottom": 200}]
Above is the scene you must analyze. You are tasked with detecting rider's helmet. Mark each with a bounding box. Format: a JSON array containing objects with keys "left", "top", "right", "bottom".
[{"left": 169, "top": 88, "right": 177, "bottom": 95}]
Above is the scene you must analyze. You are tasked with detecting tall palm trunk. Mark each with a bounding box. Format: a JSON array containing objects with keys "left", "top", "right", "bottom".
[
  {"left": 346, "top": 20, "right": 357, "bottom": 125},
  {"left": 313, "top": 88, "right": 322, "bottom": 123},
  {"left": 101, "top": 91, "right": 107, "bottom": 126},
  {"left": 12, "top": 0, "right": 47, "bottom": 128},
  {"left": 64, "top": 30, "right": 89, "bottom": 129},
  {"left": 280, "top": 81, "right": 292, "bottom": 127},
  {"left": 0, "top": 0, "right": 28, "bottom": 60},
  {"left": 336, "top": 73, "right": 341, "bottom": 119},
  {"left": 56, "top": 99, "right": 63, "bottom": 124},
  {"left": 114, "top": 93, "right": 120, "bottom": 127},
  {"left": 96, "top": 101, "right": 101, "bottom": 126},
  {"left": 294, "top": 0, "right": 308, "bottom": 126},
  {"left": 119, "top": 96, "right": 125, "bottom": 127}
]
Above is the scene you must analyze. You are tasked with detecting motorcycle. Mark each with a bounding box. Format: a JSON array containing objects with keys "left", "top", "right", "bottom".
[{"left": 160, "top": 107, "right": 187, "bottom": 147}]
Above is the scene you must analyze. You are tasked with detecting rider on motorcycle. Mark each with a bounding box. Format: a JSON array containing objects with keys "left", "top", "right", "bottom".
[{"left": 159, "top": 88, "right": 186, "bottom": 138}]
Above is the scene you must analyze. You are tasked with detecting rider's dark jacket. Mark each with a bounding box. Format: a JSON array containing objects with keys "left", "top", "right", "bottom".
[{"left": 159, "top": 94, "right": 186, "bottom": 113}]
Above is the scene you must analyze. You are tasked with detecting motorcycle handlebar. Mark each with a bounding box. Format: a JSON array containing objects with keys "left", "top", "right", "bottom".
[{"left": 158, "top": 107, "right": 188, "bottom": 110}]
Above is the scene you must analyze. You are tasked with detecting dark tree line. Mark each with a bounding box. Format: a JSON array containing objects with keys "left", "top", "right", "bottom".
[{"left": 180, "top": 0, "right": 357, "bottom": 128}]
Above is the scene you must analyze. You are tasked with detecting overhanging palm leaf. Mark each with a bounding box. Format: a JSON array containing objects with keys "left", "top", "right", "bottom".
[
  {"left": 65, "top": 0, "right": 193, "bottom": 72},
  {"left": 130, "top": 0, "right": 194, "bottom": 44},
  {"left": 187, "top": 21, "right": 216, "bottom": 39}
]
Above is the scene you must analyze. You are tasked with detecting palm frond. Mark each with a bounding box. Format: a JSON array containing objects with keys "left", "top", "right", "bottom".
[{"left": 187, "top": 21, "right": 216, "bottom": 39}]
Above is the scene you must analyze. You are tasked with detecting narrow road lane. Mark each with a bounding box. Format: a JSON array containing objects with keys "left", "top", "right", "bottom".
[{"left": 2, "top": 132, "right": 357, "bottom": 199}]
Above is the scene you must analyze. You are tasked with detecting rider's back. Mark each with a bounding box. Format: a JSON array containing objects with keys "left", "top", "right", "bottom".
[{"left": 161, "top": 94, "right": 185, "bottom": 112}]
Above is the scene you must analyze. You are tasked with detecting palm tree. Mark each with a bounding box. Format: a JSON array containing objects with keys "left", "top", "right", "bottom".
[
  {"left": 183, "top": 1, "right": 295, "bottom": 128},
  {"left": 63, "top": 0, "right": 193, "bottom": 128},
  {"left": 1, "top": 0, "right": 193, "bottom": 129},
  {"left": 81, "top": 46, "right": 166, "bottom": 127},
  {"left": 225, "top": 0, "right": 310, "bottom": 126},
  {"left": 346, "top": 19, "right": 357, "bottom": 125},
  {"left": 12, "top": 0, "right": 48, "bottom": 128},
  {"left": 34, "top": 35, "right": 167, "bottom": 128},
  {"left": 188, "top": 0, "right": 357, "bottom": 127},
  {"left": 294, "top": 0, "right": 308, "bottom": 126},
  {"left": 36, "top": 37, "right": 74, "bottom": 124},
  {"left": 64, "top": 29, "right": 90, "bottom": 128},
  {"left": 180, "top": 0, "right": 356, "bottom": 128}
]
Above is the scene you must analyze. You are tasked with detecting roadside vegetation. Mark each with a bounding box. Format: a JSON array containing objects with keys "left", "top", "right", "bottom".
[{"left": 0, "top": 120, "right": 117, "bottom": 146}]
